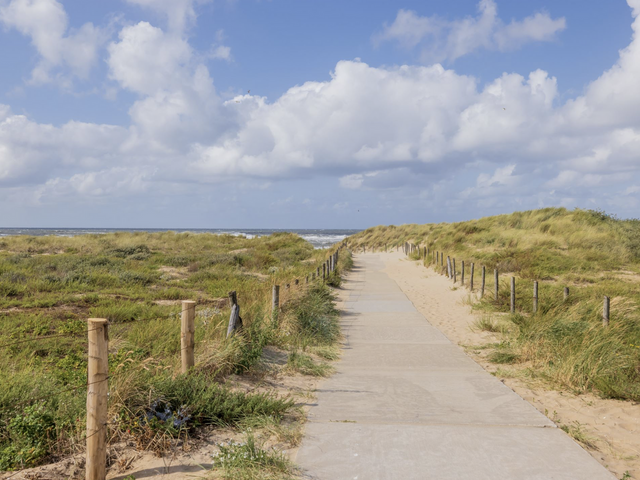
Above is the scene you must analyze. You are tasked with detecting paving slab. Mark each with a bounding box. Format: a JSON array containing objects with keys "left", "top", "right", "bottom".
[
  {"left": 340, "top": 311, "right": 432, "bottom": 326},
  {"left": 298, "top": 422, "right": 614, "bottom": 480},
  {"left": 343, "top": 300, "right": 418, "bottom": 313},
  {"left": 308, "top": 369, "right": 552, "bottom": 426},
  {"left": 339, "top": 343, "right": 483, "bottom": 370},
  {"left": 342, "top": 324, "right": 451, "bottom": 345}
]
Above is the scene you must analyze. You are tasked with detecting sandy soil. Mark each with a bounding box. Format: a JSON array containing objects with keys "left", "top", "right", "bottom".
[{"left": 377, "top": 250, "right": 640, "bottom": 480}]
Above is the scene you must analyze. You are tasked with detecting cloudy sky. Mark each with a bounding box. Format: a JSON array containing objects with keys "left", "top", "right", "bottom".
[{"left": 0, "top": 0, "right": 639, "bottom": 228}]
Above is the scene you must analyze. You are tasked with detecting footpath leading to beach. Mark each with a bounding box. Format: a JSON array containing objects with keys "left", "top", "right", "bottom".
[{"left": 296, "top": 252, "right": 615, "bottom": 480}]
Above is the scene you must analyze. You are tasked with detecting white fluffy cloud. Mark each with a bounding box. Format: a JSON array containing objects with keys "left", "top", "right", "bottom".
[
  {"left": 374, "top": 0, "right": 566, "bottom": 63},
  {"left": 0, "top": 0, "right": 105, "bottom": 85}
]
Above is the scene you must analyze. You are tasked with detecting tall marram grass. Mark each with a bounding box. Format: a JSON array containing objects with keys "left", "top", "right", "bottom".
[{"left": 348, "top": 208, "right": 640, "bottom": 401}]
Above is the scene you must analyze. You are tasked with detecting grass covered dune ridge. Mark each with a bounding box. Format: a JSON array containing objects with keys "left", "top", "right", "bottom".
[
  {"left": 348, "top": 208, "right": 640, "bottom": 402},
  {"left": 0, "top": 230, "right": 351, "bottom": 474}
]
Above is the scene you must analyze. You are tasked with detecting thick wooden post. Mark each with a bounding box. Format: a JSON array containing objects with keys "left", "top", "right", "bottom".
[
  {"left": 470, "top": 263, "right": 474, "bottom": 290},
  {"left": 226, "top": 291, "right": 242, "bottom": 337},
  {"left": 510, "top": 277, "right": 515, "bottom": 313},
  {"left": 533, "top": 281, "right": 538, "bottom": 313},
  {"left": 564, "top": 287, "right": 569, "bottom": 301},
  {"left": 272, "top": 285, "right": 280, "bottom": 314},
  {"left": 494, "top": 269, "right": 499, "bottom": 302},
  {"left": 461, "top": 261, "right": 465, "bottom": 285},
  {"left": 453, "top": 258, "right": 457, "bottom": 283},
  {"left": 181, "top": 300, "right": 196, "bottom": 373},
  {"left": 86, "top": 318, "right": 109, "bottom": 480},
  {"left": 481, "top": 266, "right": 486, "bottom": 297},
  {"left": 603, "top": 296, "right": 610, "bottom": 327}
]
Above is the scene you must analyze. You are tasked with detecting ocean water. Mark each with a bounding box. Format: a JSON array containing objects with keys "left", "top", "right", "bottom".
[{"left": 0, "top": 228, "right": 360, "bottom": 249}]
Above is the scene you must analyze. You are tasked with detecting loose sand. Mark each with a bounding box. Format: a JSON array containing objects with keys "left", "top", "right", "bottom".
[{"left": 378, "top": 250, "right": 640, "bottom": 480}]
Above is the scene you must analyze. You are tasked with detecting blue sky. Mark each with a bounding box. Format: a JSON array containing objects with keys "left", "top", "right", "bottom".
[{"left": 1, "top": 0, "right": 639, "bottom": 228}]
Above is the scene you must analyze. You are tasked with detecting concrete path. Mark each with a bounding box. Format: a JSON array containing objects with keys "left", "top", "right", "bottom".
[{"left": 296, "top": 254, "right": 615, "bottom": 480}]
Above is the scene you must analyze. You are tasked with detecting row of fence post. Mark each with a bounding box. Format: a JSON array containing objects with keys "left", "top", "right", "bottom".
[
  {"left": 402, "top": 242, "right": 612, "bottom": 327},
  {"left": 86, "top": 243, "right": 347, "bottom": 480}
]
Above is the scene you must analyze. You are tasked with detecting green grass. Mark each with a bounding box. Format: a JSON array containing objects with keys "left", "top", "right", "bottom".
[
  {"left": 285, "top": 352, "right": 334, "bottom": 377},
  {"left": 348, "top": 207, "right": 640, "bottom": 402},
  {"left": 212, "top": 432, "right": 295, "bottom": 480},
  {"left": 0, "top": 232, "right": 350, "bottom": 471}
]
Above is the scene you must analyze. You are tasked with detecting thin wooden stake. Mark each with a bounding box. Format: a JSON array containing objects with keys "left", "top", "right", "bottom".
[
  {"left": 272, "top": 285, "right": 280, "bottom": 314},
  {"left": 181, "top": 300, "right": 196, "bottom": 373},
  {"left": 453, "top": 258, "right": 457, "bottom": 283},
  {"left": 470, "top": 263, "right": 474, "bottom": 291},
  {"left": 86, "top": 318, "right": 109, "bottom": 480},
  {"left": 533, "top": 281, "right": 538, "bottom": 313},
  {"left": 603, "top": 296, "right": 610, "bottom": 327},
  {"left": 461, "top": 261, "right": 465, "bottom": 286},
  {"left": 481, "top": 266, "right": 486, "bottom": 298},
  {"left": 226, "top": 291, "right": 242, "bottom": 337},
  {"left": 510, "top": 277, "right": 515, "bottom": 313},
  {"left": 564, "top": 287, "right": 569, "bottom": 301},
  {"left": 494, "top": 269, "right": 499, "bottom": 302}
]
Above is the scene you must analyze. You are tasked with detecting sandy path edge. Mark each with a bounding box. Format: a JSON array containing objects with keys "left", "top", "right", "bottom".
[{"left": 375, "top": 251, "right": 640, "bottom": 480}]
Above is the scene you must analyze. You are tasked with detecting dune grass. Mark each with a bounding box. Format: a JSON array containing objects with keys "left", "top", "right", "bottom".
[
  {"left": 348, "top": 208, "right": 640, "bottom": 401},
  {"left": 0, "top": 231, "right": 349, "bottom": 472}
]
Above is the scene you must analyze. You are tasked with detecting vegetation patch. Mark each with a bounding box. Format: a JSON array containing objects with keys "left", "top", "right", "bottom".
[{"left": 0, "top": 231, "right": 350, "bottom": 474}]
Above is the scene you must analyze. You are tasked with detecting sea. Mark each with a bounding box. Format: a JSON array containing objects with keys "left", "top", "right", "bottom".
[{"left": 0, "top": 228, "right": 361, "bottom": 249}]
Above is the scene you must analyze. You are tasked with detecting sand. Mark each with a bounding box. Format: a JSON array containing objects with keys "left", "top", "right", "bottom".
[{"left": 378, "top": 250, "right": 640, "bottom": 480}]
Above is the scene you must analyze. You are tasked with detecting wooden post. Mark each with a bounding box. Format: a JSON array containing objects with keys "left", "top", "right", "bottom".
[
  {"left": 494, "top": 269, "right": 499, "bottom": 302},
  {"left": 510, "top": 277, "right": 515, "bottom": 313},
  {"left": 226, "top": 291, "right": 242, "bottom": 337},
  {"left": 181, "top": 300, "right": 196, "bottom": 373},
  {"left": 453, "top": 258, "right": 457, "bottom": 283},
  {"left": 86, "top": 318, "right": 109, "bottom": 480},
  {"left": 295, "top": 278, "right": 299, "bottom": 287},
  {"left": 481, "top": 266, "right": 486, "bottom": 297},
  {"left": 461, "top": 261, "right": 465, "bottom": 286},
  {"left": 323, "top": 263, "right": 326, "bottom": 283},
  {"left": 533, "top": 281, "right": 538, "bottom": 313},
  {"left": 306, "top": 276, "right": 309, "bottom": 284},
  {"left": 447, "top": 256, "right": 452, "bottom": 279},
  {"left": 563, "top": 287, "right": 569, "bottom": 301},
  {"left": 272, "top": 285, "right": 280, "bottom": 314},
  {"left": 470, "top": 263, "right": 474, "bottom": 291},
  {"left": 603, "top": 296, "right": 610, "bottom": 327},
  {"left": 317, "top": 267, "right": 320, "bottom": 278}
]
